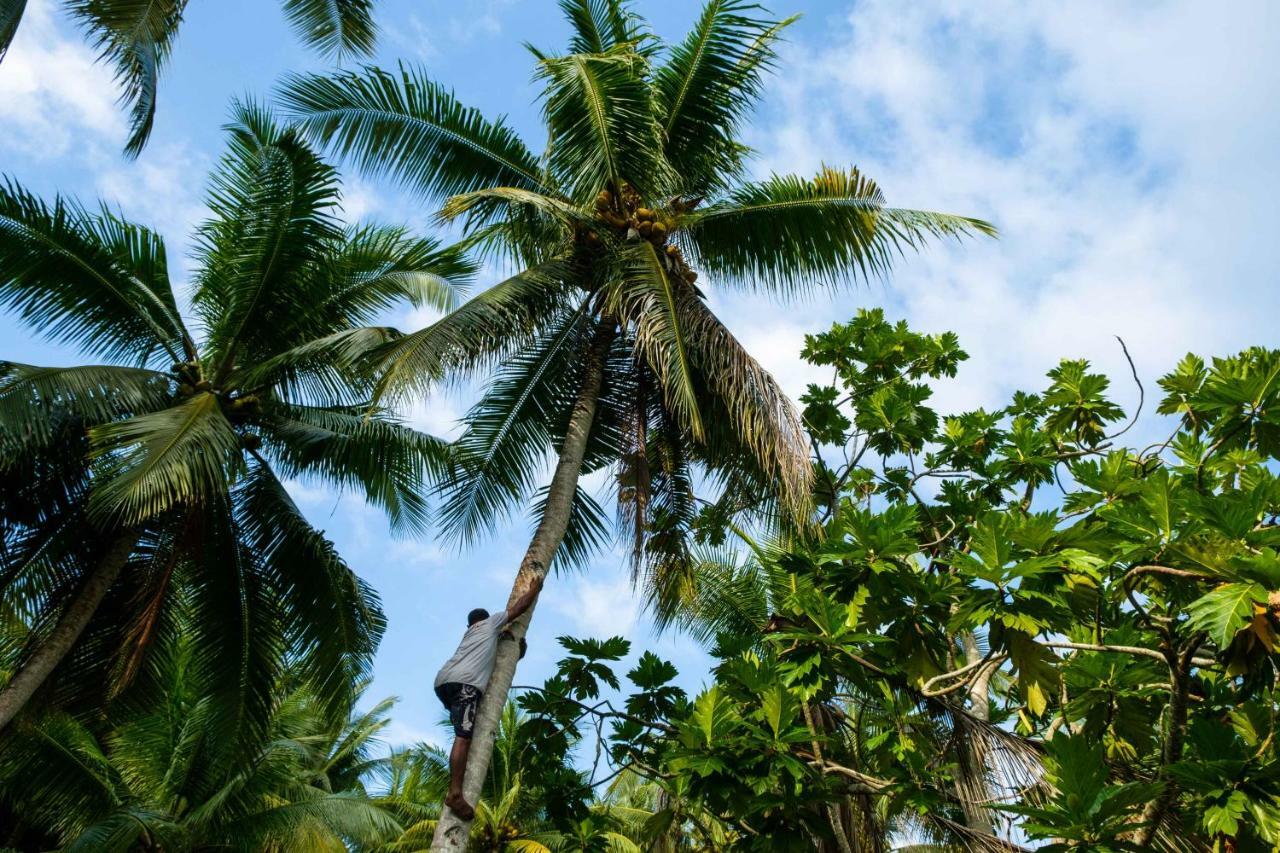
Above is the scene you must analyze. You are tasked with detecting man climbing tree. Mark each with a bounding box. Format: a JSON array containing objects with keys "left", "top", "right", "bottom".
[{"left": 433, "top": 577, "right": 543, "bottom": 819}]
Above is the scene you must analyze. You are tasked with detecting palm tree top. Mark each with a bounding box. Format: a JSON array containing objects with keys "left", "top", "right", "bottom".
[{"left": 277, "top": 0, "right": 995, "bottom": 587}]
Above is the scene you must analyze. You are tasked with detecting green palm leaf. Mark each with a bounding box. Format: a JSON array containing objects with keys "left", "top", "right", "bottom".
[
  {"left": 440, "top": 304, "right": 593, "bottom": 544},
  {"left": 281, "top": 0, "right": 377, "bottom": 60},
  {"left": 559, "top": 0, "right": 644, "bottom": 55},
  {"left": 263, "top": 401, "right": 448, "bottom": 535},
  {"left": 195, "top": 100, "right": 343, "bottom": 369},
  {"left": 67, "top": 0, "right": 189, "bottom": 157},
  {"left": 684, "top": 166, "right": 996, "bottom": 293},
  {"left": 535, "top": 46, "right": 673, "bottom": 202},
  {"left": 609, "top": 241, "right": 703, "bottom": 439},
  {"left": 279, "top": 63, "right": 549, "bottom": 201},
  {"left": 88, "top": 392, "right": 245, "bottom": 526},
  {"left": 371, "top": 258, "right": 579, "bottom": 400},
  {"left": 0, "top": 178, "right": 188, "bottom": 365},
  {"left": 655, "top": 0, "right": 796, "bottom": 194},
  {"left": 0, "top": 361, "right": 171, "bottom": 452},
  {"left": 236, "top": 465, "right": 385, "bottom": 723}
]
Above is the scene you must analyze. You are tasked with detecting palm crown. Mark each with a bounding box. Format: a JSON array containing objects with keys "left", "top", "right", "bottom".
[
  {"left": 0, "top": 102, "right": 472, "bottom": 737},
  {"left": 281, "top": 0, "right": 994, "bottom": 597},
  {"left": 0, "top": 0, "right": 378, "bottom": 156},
  {"left": 281, "top": 3, "right": 992, "bottom": 842}
]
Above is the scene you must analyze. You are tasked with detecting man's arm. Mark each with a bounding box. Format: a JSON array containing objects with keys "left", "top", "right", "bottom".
[{"left": 504, "top": 575, "right": 544, "bottom": 623}]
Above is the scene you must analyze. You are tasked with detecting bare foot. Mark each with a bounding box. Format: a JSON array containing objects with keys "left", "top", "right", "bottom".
[{"left": 444, "top": 791, "right": 475, "bottom": 821}]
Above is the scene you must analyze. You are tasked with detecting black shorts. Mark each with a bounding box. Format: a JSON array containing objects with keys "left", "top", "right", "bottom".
[{"left": 435, "top": 682, "right": 482, "bottom": 739}]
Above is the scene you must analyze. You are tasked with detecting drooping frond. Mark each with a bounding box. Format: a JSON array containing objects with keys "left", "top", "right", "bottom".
[
  {"left": 66, "top": 0, "right": 189, "bottom": 157},
  {"left": 608, "top": 241, "right": 703, "bottom": 439},
  {"left": 0, "top": 0, "right": 25, "bottom": 60},
  {"left": 558, "top": 0, "right": 644, "bottom": 54},
  {"left": 654, "top": 0, "right": 796, "bottom": 194},
  {"left": 651, "top": 544, "right": 766, "bottom": 642},
  {"left": 194, "top": 100, "right": 343, "bottom": 367},
  {"left": 235, "top": 464, "right": 385, "bottom": 723},
  {"left": 371, "top": 258, "right": 580, "bottom": 400},
  {"left": 263, "top": 401, "right": 450, "bottom": 535},
  {"left": 440, "top": 303, "right": 594, "bottom": 544},
  {"left": 181, "top": 497, "right": 283, "bottom": 777},
  {"left": 684, "top": 166, "right": 996, "bottom": 293},
  {"left": 438, "top": 187, "right": 592, "bottom": 236},
  {"left": 535, "top": 46, "right": 673, "bottom": 202},
  {"left": 674, "top": 293, "right": 812, "bottom": 515},
  {"left": 87, "top": 392, "right": 245, "bottom": 526},
  {"left": 0, "top": 178, "right": 188, "bottom": 365},
  {"left": 280, "top": 0, "right": 377, "bottom": 60},
  {"left": 279, "top": 63, "right": 549, "bottom": 201},
  {"left": 0, "top": 362, "right": 171, "bottom": 453}
]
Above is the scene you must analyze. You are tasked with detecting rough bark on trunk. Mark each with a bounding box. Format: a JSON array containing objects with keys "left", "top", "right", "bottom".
[
  {"left": 432, "top": 323, "right": 614, "bottom": 852},
  {"left": 0, "top": 533, "right": 136, "bottom": 730}
]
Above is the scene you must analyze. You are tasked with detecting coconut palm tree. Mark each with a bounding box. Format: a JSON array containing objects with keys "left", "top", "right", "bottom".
[
  {"left": 0, "top": 612, "right": 404, "bottom": 851},
  {"left": 0, "top": 101, "right": 472, "bottom": 738},
  {"left": 279, "top": 2, "right": 993, "bottom": 844},
  {"left": 0, "top": 0, "right": 378, "bottom": 156}
]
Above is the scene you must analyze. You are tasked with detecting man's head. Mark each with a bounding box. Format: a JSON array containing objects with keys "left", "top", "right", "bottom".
[{"left": 467, "top": 608, "right": 490, "bottom": 626}]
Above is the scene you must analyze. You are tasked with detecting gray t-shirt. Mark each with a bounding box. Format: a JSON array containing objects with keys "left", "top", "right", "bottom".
[{"left": 434, "top": 610, "right": 509, "bottom": 690}]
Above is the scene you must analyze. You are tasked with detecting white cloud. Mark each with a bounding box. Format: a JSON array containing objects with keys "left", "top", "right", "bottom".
[
  {"left": 716, "top": 0, "right": 1280, "bottom": 434},
  {"left": 553, "top": 571, "right": 639, "bottom": 640},
  {"left": 0, "top": 0, "right": 123, "bottom": 159}
]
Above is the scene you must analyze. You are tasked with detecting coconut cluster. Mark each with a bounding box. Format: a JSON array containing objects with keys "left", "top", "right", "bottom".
[{"left": 587, "top": 182, "right": 699, "bottom": 285}]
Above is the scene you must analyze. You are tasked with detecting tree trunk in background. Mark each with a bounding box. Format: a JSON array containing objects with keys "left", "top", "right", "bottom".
[
  {"left": 432, "top": 323, "right": 615, "bottom": 852},
  {"left": 956, "top": 632, "right": 997, "bottom": 834},
  {"left": 0, "top": 533, "right": 135, "bottom": 730}
]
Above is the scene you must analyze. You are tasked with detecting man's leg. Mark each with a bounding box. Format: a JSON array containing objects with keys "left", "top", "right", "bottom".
[
  {"left": 444, "top": 736, "right": 474, "bottom": 819},
  {"left": 441, "top": 684, "right": 480, "bottom": 821}
]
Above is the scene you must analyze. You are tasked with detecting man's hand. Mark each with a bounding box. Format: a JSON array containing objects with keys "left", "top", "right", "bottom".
[{"left": 506, "top": 575, "right": 544, "bottom": 622}]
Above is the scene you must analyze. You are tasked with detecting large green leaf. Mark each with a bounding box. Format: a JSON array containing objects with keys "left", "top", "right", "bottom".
[
  {"left": 1187, "top": 582, "right": 1267, "bottom": 649},
  {"left": 279, "top": 63, "right": 548, "bottom": 201}
]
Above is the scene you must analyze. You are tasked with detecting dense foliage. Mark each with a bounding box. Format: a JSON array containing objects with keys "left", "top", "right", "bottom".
[
  {"left": 504, "top": 311, "right": 1280, "bottom": 852},
  {"left": 0, "top": 104, "right": 466, "bottom": 742}
]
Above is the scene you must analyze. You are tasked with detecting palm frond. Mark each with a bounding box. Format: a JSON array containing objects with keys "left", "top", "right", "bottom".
[
  {"left": 0, "top": 178, "right": 188, "bottom": 364},
  {"left": 279, "top": 62, "right": 549, "bottom": 201},
  {"left": 88, "top": 392, "right": 244, "bottom": 526},
  {"left": 263, "top": 401, "right": 449, "bottom": 535},
  {"left": 272, "top": 224, "right": 475, "bottom": 349},
  {"left": 536, "top": 46, "right": 673, "bottom": 202},
  {"left": 371, "top": 258, "right": 579, "bottom": 401},
  {"left": 609, "top": 241, "right": 703, "bottom": 439},
  {"left": 236, "top": 464, "right": 385, "bottom": 723},
  {"left": 655, "top": 0, "right": 796, "bottom": 194},
  {"left": 230, "top": 325, "right": 400, "bottom": 405},
  {"left": 0, "top": 361, "right": 171, "bottom": 453},
  {"left": 439, "top": 186, "right": 591, "bottom": 235},
  {"left": 66, "top": 0, "right": 188, "bottom": 157},
  {"left": 440, "top": 303, "right": 593, "bottom": 544},
  {"left": 281, "top": 0, "right": 376, "bottom": 60},
  {"left": 0, "top": 0, "right": 26, "bottom": 60},
  {"left": 558, "top": 0, "right": 645, "bottom": 54},
  {"left": 531, "top": 481, "right": 611, "bottom": 573},
  {"left": 674, "top": 292, "right": 812, "bottom": 515},
  {"left": 194, "top": 100, "right": 343, "bottom": 367},
  {"left": 684, "top": 166, "right": 996, "bottom": 293}
]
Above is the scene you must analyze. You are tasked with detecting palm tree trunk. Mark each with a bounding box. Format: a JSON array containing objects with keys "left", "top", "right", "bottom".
[
  {"left": 432, "top": 322, "right": 615, "bottom": 852},
  {"left": 0, "top": 533, "right": 135, "bottom": 730},
  {"left": 955, "top": 632, "right": 996, "bottom": 834}
]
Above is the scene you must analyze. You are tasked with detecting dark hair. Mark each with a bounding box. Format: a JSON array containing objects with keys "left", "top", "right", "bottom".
[{"left": 467, "top": 608, "right": 490, "bottom": 626}]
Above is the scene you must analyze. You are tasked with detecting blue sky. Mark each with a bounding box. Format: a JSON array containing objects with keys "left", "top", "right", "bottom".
[{"left": 2, "top": 0, "right": 1279, "bottom": 749}]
